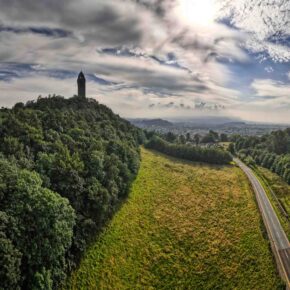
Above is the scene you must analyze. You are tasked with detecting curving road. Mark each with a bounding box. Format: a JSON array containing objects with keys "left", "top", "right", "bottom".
[{"left": 235, "top": 158, "right": 290, "bottom": 286}]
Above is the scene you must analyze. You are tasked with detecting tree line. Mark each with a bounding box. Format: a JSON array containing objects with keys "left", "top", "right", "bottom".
[
  {"left": 0, "top": 95, "right": 144, "bottom": 289},
  {"left": 161, "top": 130, "right": 228, "bottom": 145},
  {"left": 145, "top": 136, "right": 232, "bottom": 165},
  {"left": 230, "top": 129, "right": 290, "bottom": 183}
]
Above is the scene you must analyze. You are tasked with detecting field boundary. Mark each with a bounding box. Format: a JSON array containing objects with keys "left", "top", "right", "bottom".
[
  {"left": 235, "top": 159, "right": 289, "bottom": 289},
  {"left": 251, "top": 166, "right": 289, "bottom": 221},
  {"left": 253, "top": 178, "right": 289, "bottom": 289}
]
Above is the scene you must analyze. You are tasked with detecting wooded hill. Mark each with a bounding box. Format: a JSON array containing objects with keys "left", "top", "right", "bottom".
[{"left": 0, "top": 96, "right": 144, "bottom": 289}]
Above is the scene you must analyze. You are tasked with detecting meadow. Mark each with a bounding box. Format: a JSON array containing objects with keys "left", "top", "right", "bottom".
[{"left": 67, "top": 148, "right": 282, "bottom": 289}]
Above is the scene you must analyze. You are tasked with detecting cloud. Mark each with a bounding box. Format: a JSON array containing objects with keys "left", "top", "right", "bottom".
[
  {"left": 265, "top": 66, "right": 274, "bottom": 73},
  {"left": 0, "top": 70, "right": 241, "bottom": 119},
  {"left": 216, "top": 0, "right": 290, "bottom": 62},
  {"left": 0, "top": 25, "right": 72, "bottom": 38},
  {"left": 0, "top": 0, "right": 289, "bottom": 123},
  {"left": 251, "top": 79, "right": 290, "bottom": 102},
  {"left": 0, "top": 0, "right": 165, "bottom": 46},
  {"left": 222, "top": 78, "right": 290, "bottom": 124},
  {"left": 0, "top": 21, "right": 241, "bottom": 110}
]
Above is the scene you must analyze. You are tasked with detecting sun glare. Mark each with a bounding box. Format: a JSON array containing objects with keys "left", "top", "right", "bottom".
[{"left": 177, "top": 0, "right": 217, "bottom": 26}]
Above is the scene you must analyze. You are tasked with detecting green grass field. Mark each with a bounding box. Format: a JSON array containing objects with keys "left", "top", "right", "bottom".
[{"left": 66, "top": 148, "right": 282, "bottom": 290}]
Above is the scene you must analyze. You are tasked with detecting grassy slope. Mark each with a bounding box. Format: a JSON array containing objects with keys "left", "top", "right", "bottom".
[{"left": 67, "top": 148, "right": 282, "bottom": 290}]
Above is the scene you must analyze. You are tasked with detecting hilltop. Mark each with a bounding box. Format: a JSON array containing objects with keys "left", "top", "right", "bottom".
[
  {"left": 0, "top": 95, "right": 144, "bottom": 289},
  {"left": 128, "top": 118, "right": 173, "bottom": 128}
]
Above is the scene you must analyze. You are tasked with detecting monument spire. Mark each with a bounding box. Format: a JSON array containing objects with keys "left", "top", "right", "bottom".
[{"left": 77, "top": 71, "right": 86, "bottom": 98}]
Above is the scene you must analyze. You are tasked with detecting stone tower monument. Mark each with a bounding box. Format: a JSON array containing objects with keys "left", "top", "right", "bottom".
[{"left": 77, "top": 71, "right": 86, "bottom": 98}]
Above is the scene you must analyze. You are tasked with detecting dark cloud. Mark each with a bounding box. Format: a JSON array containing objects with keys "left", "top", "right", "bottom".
[
  {"left": 204, "top": 52, "right": 219, "bottom": 63},
  {"left": 0, "top": 0, "right": 63, "bottom": 22},
  {"left": 0, "top": 0, "right": 148, "bottom": 46},
  {"left": 0, "top": 25, "right": 72, "bottom": 38},
  {"left": 134, "top": 0, "right": 175, "bottom": 17},
  {"left": 0, "top": 62, "right": 117, "bottom": 87}
]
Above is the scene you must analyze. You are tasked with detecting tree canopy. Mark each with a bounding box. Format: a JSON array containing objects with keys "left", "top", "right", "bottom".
[
  {"left": 0, "top": 95, "right": 143, "bottom": 289},
  {"left": 231, "top": 129, "right": 290, "bottom": 184},
  {"left": 145, "top": 136, "right": 232, "bottom": 165}
]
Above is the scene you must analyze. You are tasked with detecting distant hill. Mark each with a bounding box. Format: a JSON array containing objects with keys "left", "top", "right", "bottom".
[
  {"left": 220, "top": 121, "right": 246, "bottom": 127},
  {"left": 128, "top": 118, "right": 173, "bottom": 128},
  {"left": 172, "top": 116, "right": 244, "bottom": 127}
]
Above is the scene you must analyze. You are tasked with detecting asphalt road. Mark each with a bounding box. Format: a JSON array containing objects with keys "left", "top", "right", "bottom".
[{"left": 235, "top": 158, "right": 290, "bottom": 283}]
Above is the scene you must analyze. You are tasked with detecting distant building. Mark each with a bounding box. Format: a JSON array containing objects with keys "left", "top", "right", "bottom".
[{"left": 77, "top": 71, "right": 86, "bottom": 98}]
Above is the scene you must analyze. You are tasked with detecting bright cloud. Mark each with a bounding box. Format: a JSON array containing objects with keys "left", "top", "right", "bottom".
[
  {"left": 216, "top": 0, "right": 290, "bottom": 62},
  {"left": 249, "top": 79, "right": 290, "bottom": 112}
]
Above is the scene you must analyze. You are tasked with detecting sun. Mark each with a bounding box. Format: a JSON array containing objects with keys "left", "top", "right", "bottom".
[{"left": 177, "top": 0, "right": 217, "bottom": 26}]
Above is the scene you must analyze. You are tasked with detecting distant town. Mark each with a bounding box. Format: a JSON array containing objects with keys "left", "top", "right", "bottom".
[{"left": 128, "top": 118, "right": 289, "bottom": 137}]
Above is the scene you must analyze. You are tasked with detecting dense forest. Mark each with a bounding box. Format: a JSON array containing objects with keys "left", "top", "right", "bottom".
[
  {"left": 0, "top": 96, "right": 144, "bottom": 289},
  {"left": 145, "top": 136, "right": 232, "bottom": 165},
  {"left": 230, "top": 129, "right": 290, "bottom": 183}
]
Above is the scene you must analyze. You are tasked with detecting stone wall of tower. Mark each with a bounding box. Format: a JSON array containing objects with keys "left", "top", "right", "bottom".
[{"left": 77, "top": 72, "right": 86, "bottom": 98}]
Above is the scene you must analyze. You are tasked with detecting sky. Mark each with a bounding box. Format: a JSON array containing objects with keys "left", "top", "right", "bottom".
[{"left": 0, "top": 0, "right": 289, "bottom": 123}]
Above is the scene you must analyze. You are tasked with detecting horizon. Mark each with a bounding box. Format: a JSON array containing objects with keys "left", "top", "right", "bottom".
[
  {"left": 3, "top": 94, "right": 290, "bottom": 126},
  {"left": 0, "top": 0, "right": 289, "bottom": 123},
  {"left": 128, "top": 115, "right": 290, "bottom": 126}
]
